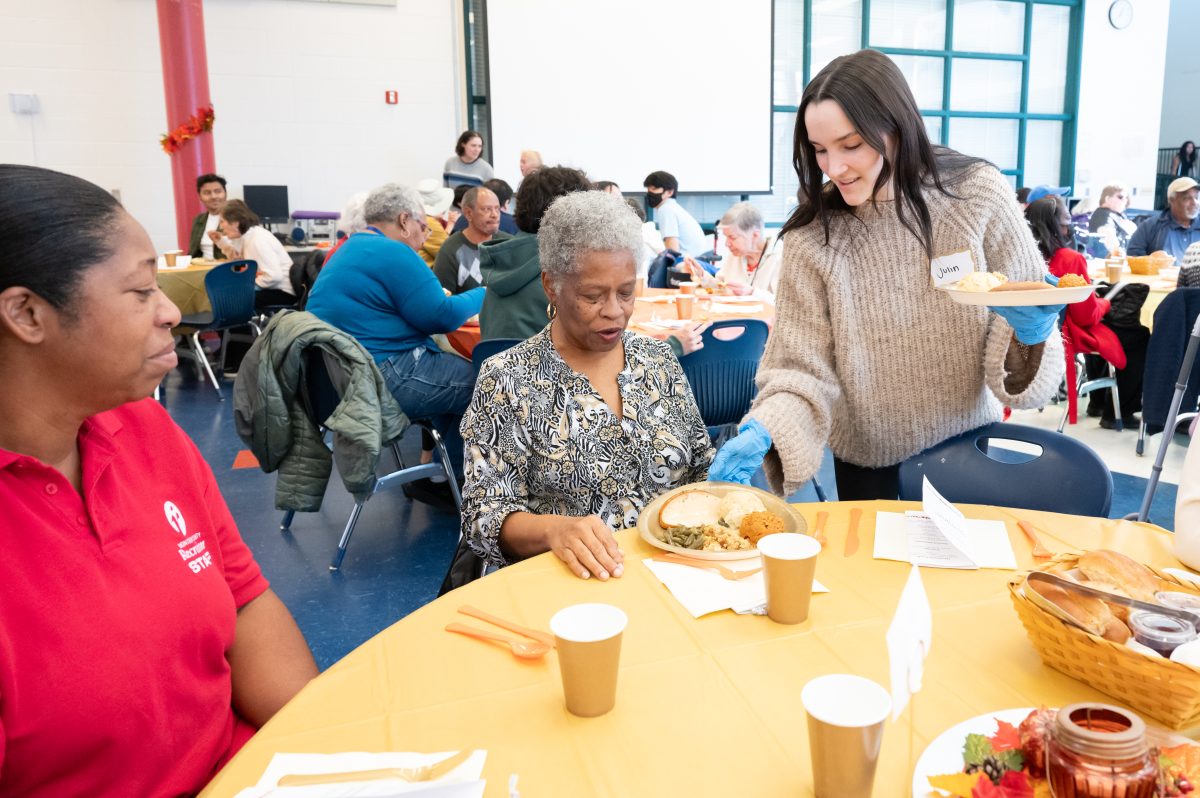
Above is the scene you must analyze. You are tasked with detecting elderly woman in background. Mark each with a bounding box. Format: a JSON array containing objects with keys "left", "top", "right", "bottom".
[
  {"left": 0, "top": 165, "right": 316, "bottom": 795},
  {"left": 1088, "top": 184, "right": 1138, "bottom": 252},
  {"left": 216, "top": 199, "right": 296, "bottom": 309},
  {"left": 322, "top": 191, "right": 369, "bottom": 265},
  {"left": 519, "top": 149, "right": 542, "bottom": 178},
  {"left": 461, "top": 192, "right": 713, "bottom": 580},
  {"left": 688, "top": 202, "right": 781, "bottom": 297}
]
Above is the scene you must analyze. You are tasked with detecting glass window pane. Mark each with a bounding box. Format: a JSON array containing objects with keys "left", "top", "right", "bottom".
[
  {"left": 953, "top": 0, "right": 1025, "bottom": 54},
  {"left": 948, "top": 117, "right": 1019, "bottom": 171},
  {"left": 949, "top": 58, "right": 1022, "bottom": 113},
  {"left": 887, "top": 54, "right": 944, "bottom": 110},
  {"left": 774, "top": 0, "right": 806, "bottom": 107},
  {"left": 810, "top": 0, "right": 862, "bottom": 79},
  {"left": 869, "top": 0, "right": 945, "bottom": 50},
  {"left": 750, "top": 111, "right": 802, "bottom": 225},
  {"left": 1028, "top": 4, "right": 1070, "bottom": 114},
  {"left": 1024, "top": 120, "right": 1064, "bottom": 188},
  {"left": 923, "top": 115, "right": 944, "bottom": 145}
]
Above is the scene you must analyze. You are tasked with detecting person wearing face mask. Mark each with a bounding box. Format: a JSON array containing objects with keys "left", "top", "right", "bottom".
[
  {"left": 642, "top": 171, "right": 708, "bottom": 258},
  {"left": 708, "top": 49, "right": 1065, "bottom": 500}
]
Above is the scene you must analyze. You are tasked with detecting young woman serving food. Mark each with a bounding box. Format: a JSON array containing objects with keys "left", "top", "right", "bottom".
[{"left": 710, "top": 49, "right": 1068, "bottom": 500}]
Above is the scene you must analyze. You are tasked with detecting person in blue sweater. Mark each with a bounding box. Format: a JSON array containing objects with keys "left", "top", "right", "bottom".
[{"left": 306, "top": 182, "right": 484, "bottom": 478}]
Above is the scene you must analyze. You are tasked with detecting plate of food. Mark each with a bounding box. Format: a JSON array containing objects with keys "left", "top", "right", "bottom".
[
  {"left": 636, "top": 481, "right": 807, "bottom": 561},
  {"left": 913, "top": 706, "right": 1199, "bottom": 797},
  {"left": 940, "top": 271, "right": 1094, "bottom": 306}
]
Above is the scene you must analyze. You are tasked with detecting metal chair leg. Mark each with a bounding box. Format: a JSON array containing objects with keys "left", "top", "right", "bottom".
[
  {"left": 190, "top": 331, "right": 222, "bottom": 393},
  {"left": 280, "top": 509, "right": 296, "bottom": 531},
  {"left": 1109, "top": 362, "right": 1123, "bottom": 431},
  {"left": 1136, "top": 419, "right": 1146, "bottom": 455},
  {"left": 427, "top": 425, "right": 463, "bottom": 511},
  {"left": 330, "top": 501, "right": 366, "bottom": 571}
]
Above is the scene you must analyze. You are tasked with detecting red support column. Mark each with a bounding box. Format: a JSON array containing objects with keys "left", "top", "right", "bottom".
[{"left": 156, "top": 0, "right": 216, "bottom": 250}]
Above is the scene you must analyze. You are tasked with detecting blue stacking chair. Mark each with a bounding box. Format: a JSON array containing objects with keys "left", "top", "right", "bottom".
[
  {"left": 176, "top": 259, "right": 261, "bottom": 397},
  {"left": 897, "top": 422, "right": 1112, "bottom": 517},
  {"left": 679, "top": 320, "right": 828, "bottom": 500},
  {"left": 471, "top": 337, "right": 522, "bottom": 372}
]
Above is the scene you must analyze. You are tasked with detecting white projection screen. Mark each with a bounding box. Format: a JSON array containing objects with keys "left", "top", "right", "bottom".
[{"left": 486, "top": 0, "right": 773, "bottom": 194}]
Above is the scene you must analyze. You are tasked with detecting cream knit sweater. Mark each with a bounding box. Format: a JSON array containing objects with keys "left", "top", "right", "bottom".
[{"left": 749, "top": 165, "right": 1066, "bottom": 496}]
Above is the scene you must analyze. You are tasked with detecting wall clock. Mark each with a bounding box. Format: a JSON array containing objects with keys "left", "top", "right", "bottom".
[{"left": 1109, "top": 0, "right": 1133, "bottom": 30}]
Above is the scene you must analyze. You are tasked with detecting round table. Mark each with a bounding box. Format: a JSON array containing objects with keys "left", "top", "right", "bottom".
[
  {"left": 158, "top": 259, "right": 220, "bottom": 317},
  {"left": 200, "top": 501, "right": 1181, "bottom": 797}
]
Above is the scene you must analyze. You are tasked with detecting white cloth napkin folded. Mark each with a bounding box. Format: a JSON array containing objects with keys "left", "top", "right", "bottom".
[
  {"left": 233, "top": 750, "right": 487, "bottom": 798},
  {"left": 643, "top": 558, "right": 829, "bottom": 618}
]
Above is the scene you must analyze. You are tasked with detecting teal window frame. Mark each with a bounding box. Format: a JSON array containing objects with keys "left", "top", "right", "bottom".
[{"left": 777, "top": 0, "right": 1086, "bottom": 189}]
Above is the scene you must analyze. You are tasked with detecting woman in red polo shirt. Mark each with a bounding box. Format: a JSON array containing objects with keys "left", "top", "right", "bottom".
[{"left": 0, "top": 165, "right": 318, "bottom": 796}]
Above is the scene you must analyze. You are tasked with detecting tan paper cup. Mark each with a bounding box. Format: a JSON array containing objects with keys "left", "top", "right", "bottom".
[
  {"left": 164, "top": 250, "right": 181, "bottom": 267},
  {"left": 678, "top": 281, "right": 697, "bottom": 295},
  {"left": 757, "top": 533, "right": 821, "bottom": 624},
  {"left": 1105, "top": 260, "right": 1123, "bottom": 283},
  {"left": 802, "top": 674, "right": 892, "bottom": 798},
  {"left": 675, "top": 294, "right": 695, "bottom": 320},
  {"left": 635, "top": 275, "right": 647, "bottom": 297},
  {"left": 550, "top": 603, "right": 627, "bottom": 717}
]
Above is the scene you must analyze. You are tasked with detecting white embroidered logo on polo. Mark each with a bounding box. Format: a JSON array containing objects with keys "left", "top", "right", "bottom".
[{"left": 165, "top": 500, "right": 214, "bottom": 574}]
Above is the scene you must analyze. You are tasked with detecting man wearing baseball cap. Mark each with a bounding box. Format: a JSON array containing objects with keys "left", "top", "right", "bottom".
[{"left": 1128, "top": 176, "right": 1200, "bottom": 262}]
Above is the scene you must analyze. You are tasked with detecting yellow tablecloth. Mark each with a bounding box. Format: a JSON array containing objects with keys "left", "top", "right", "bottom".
[
  {"left": 200, "top": 501, "right": 1182, "bottom": 797},
  {"left": 158, "top": 260, "right": 219, "bottom": 317}
]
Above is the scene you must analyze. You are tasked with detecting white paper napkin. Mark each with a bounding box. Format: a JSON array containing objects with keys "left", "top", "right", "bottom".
[
  {"left": 233, "top": 750, "right": 487, "bottom": 798},
  {"left": 708, "top": 301, "right": 763, "bottom": 314},
  {"left": 643, "top": 558, "right": 829, "bottom": 618}
]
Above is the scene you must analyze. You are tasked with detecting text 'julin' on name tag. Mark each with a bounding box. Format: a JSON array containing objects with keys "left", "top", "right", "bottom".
[{"left": 930, "top": 250, "right": 975, "bottom": 288}]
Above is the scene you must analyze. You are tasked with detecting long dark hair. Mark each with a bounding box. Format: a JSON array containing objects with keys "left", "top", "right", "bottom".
[
  {"left": 0, "top": 164, "right": 124, "bottom": 313},
  {"left": 1024, "top": 197, "right": 1070, "bottom": 262},
  {"left": 781, "top": 49, "right": 985, "bottom": 257},
  {"left": 1180, "top": 141, "right": 1196, "bottom": 168}
]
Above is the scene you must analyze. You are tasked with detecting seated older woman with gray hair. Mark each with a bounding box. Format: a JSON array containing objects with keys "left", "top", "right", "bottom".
[
  {"left": 687, "top": 201, "right": 782, "bottom": 298},
  {"left": 460, "top": 191, "right": 714, "bottom": 580}
]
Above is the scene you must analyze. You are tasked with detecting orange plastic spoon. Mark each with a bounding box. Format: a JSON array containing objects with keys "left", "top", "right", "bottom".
[{"left": 444, "top": 623, "right": 551, "bottom": 660}]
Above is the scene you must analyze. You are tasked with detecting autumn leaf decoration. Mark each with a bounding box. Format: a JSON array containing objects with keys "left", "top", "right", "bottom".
[{"left": 160, "top": 106, "right": 215, "bottom": 155}]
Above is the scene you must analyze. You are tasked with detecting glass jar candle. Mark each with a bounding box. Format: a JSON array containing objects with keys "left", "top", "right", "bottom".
[{"left": 1046, "top": 703, "right": 1157, "bottom": 798}]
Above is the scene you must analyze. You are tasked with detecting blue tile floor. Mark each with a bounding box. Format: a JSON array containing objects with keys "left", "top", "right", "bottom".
[{"left": 163, "top": 367, "right": 1180, "bottom": 671}]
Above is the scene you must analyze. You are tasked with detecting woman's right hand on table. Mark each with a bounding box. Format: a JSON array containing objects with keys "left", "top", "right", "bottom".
[{"left": 548, "top": 515, "right": 625, "bottom": 581}]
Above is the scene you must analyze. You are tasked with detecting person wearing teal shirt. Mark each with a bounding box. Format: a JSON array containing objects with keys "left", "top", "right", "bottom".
[{"left": 306, "top": 183, "right": 483, "bottom": 478}]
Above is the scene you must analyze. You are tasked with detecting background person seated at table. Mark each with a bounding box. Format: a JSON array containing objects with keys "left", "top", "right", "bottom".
[
  {"left": 461, "top": 191, "right": 714, "bottom": 579},
  {"left": 189, "top": 172, "right": 230, "bottom": 259},
  {"left": 1088, "top": 183, "right": 1138, "bottom": 252},
  {"left": 0, "top": 164, "right": 317, "bottom": 797},
  {"left": 444, "top": 129, "right": 495, "bottom": 188},
  {"left": 306, "top": 182, "right": 484, "bottom": 480},
  {"left": 215, "top": 199, "right": 297, "bottom": 310},
  {"left": 1026, "top": 196, "right": 1133, "bottom": 430},
  {"left": 435, "top": 187, "right": 511, "bottom": 294},
  {"left": 643, "top": 170, "right": 709, "bottom": 259},
  {"left": 1128, "top": 177, "right": 1200, "bottom": 262},
  {"left": 686, "top": 201, "right": 781, "bottom": 298},
  {"left": 452, "top": 178, "right": 519, "bottom": 235}
]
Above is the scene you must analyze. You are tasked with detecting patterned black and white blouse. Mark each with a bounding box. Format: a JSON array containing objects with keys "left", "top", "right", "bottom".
[{"left": 460, "top": 325, "right": 714, "bottom": 567}]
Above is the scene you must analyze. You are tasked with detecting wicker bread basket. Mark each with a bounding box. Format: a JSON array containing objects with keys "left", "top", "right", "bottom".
[
  {"left": 1127, "top": 253, "right": 1174, "bottom": 275},
  {"left": 1008, "top": 553, "right": 1200, "bottom": 729}
]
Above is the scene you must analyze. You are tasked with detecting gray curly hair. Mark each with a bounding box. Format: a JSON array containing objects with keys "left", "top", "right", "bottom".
[
  {"left": 338, "top": 191, "right": 369, "bottom": 235},
  {"left": 363, "top": 183, "right": 423, "bottom": 225},
  {"left": 539, "top": 191, "right": 643, "bottom": 287}
]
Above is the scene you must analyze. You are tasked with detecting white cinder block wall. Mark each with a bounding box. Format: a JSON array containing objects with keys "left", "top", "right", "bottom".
[{"left": 0, "top": 0, "right": 463, "bottom": 251}]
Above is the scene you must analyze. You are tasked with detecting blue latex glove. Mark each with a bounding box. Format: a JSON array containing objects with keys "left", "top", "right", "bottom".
[
  {"left": 987, "top": 274, "right": 1066, "bottom": 345},
  {"left": 708, "top": 419, "right": 772, "bottom": 484}
]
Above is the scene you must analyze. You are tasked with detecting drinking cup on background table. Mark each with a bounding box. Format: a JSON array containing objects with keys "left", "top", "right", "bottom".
[
  {"left": 678, "top": 281, "right": 697, "bottom": 296},
  {"left": 675, "top": 294, "right": 695, "bottom": 320},
  {"left": 757, "top": 533, "right": 821, "bottom": 624},
  {"left": 635, "top": 276, "right": 647, "bottom": 297},
  {"left": 164, "top": 250, "right": 182, "bottom": 267},
  {"left": 1105, "top": 258, "right": 1123, "bottom": 284},
  {"left": 802, "top": 674, "right": 891, "bottom": 798},
  {"left": 549, "top": 603, "right": 627, "bottom": 717}
]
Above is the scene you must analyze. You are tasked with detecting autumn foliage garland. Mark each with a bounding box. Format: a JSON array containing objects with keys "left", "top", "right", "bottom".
[{"left": 160, "top": 106, "right": 215, "bottom": 155}]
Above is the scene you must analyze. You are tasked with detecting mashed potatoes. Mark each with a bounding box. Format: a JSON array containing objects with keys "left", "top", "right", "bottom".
[
  {"left": 954, "top": 272, "right": 1007, "bottom": 292},
  {"left": 717, "top": 490, "right": 766, "bottom": 530}
]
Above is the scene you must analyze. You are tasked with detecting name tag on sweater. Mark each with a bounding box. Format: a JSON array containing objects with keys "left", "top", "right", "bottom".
[{"left": 930, "top": 250, "right": 975, "bottom": 287}]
